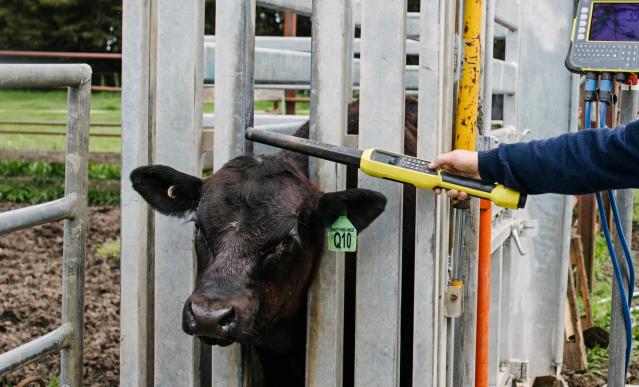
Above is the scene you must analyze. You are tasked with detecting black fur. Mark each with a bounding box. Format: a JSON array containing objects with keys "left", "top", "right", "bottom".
[
  {"left": 130, "top": 165, "right": 203, "bottom": 217},
  {"left": 314, "top": 189, "right": 387, "bottom": 231}
]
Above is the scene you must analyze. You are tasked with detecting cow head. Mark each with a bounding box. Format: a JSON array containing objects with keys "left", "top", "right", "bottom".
[{"left": 130, "top": 154, "right": 385, "bottom": 351}]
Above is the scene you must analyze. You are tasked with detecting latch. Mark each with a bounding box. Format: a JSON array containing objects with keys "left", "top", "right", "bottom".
[
  {"left": 444, "top": 280, "right": 463, "bottom": 318},
  {"left": 510, "top": 219, "right": 538, "bottom": 256}
]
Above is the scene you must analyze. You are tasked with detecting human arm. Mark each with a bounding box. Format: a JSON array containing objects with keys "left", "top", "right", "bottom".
[{"left": 431, "top": 119, "right": 639, "bottom": 196}]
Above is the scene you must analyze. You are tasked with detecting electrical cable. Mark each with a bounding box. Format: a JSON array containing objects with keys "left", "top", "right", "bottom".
[
  {"left": 589, "top": 75, "right": 633, "bottom": 374},
  {"left": 595, "top": 192, "right": 633, "bottom": 375},
  {"left": 608, "top": 189, "right": 636, "bottom": 303}
]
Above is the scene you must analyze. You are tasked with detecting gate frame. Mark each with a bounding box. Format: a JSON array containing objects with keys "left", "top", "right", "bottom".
[
  {"left": 121, "top": 1, "right": 578, "bottom": 385},
  {"left": 0, "top": 63, "right": 91, "bottom": 387}
]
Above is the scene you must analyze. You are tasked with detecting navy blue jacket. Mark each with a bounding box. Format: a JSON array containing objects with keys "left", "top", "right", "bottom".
[{"left": 478, "top": 119, "right": 639, "bottom": 195}]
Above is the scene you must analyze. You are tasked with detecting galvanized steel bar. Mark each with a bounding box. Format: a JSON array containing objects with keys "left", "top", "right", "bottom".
[
  {"left": 0, "top": 195, "right": 76, "bottom": 236},
  {"left": 59, "top": 67, "right": 91, "bottom": 387},
  {"left": 206, "top": 36, "right": 420, "bottom": 56},
  {"left": 487, "top": 247, "right": 503, "bottom": 386},
  {"left": 305, "top": 0, "right": 352, "bottom": 385},
  {"left": 153, "top": 0, "right": 205, "bottom": 386},
  {"left": 355, "top": 0, "right": 406, "bottom": 385},
  {"left": 203, "top": 42, "right": 420, "bottom": 89},
  {"left": 0, "top": 64, "right": 91, "bottom": 88},
  {"left": 501, "top": 10, "right": 520, "bottom": 129},
  {"left": 255, "top": 0, "right": 420, "bottom": 38},
  {"left": 412, "top": 0, "right": 455, "bottom": 385},
  {"left": 494, "top": 0, "right": 519, "bottom": 31},
  {"left": 553, "top": 73, "right": 582, "bottom": 371},
  {"left": 0, "top": 63, "right": 90, "bottom": 387},
  {"left": 0, "top": 323, "right": 73, "bottom": 377},
  {"left": 482, "top": 0, "right": 496, "bottom": 136},
  {"left": 120, "top": 0, "right": 155, "bottom": 384},
  {"left": 203, "top": 113, "right": 307, "bottom": 129},
  {"left": 608, "top": 89, "right": 639, "bottom": 386},
  {"left": 212, "top": 0, "right": 256, "bottom": 385},
  {"left": 213, "top": 0, "right": 256, "bottom": 170},
  {"left": 490, "top": 60, "right": 518, "bottom": 95}
]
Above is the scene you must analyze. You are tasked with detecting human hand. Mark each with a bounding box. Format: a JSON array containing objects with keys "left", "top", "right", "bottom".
[{"left": 429, "top": 150, "right": 480, "bottom": 200}]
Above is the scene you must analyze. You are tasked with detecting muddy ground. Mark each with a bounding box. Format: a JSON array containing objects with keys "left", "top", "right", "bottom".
[
  {"left": 0, "top": 203, "right": 120, "bottom": 387},
  {"left": 0, "top": 201, "right": 636, "bottom": 386}
]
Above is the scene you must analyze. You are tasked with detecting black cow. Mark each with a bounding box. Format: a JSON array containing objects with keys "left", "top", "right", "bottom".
[{"left": 130, "top": 98, "right": 418, "bottom": 386}]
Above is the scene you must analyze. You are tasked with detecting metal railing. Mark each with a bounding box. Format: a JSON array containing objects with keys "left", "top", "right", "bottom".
[{"left": 0, "top": 64, "right": 91, "bottom": 387}]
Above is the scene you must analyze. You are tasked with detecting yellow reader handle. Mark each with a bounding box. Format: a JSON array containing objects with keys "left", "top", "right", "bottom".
[{"left": 360, "top": 149, "right": 526, "bottom": 209}]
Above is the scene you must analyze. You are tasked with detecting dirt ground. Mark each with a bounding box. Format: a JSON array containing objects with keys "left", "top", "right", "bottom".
[{"left": 0, "top": 203, "right": 120, "bottom": 387}]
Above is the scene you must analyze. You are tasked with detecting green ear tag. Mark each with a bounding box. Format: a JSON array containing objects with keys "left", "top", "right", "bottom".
[{"left": 328, "top": 215, "right": 357, "bottom": 252}]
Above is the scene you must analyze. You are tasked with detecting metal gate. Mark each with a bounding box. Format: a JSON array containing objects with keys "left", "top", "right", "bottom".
[
  {"left": 481, "top": 0, "right": 580, "bottom": 385},
  {"left": 121, "top": 0, "right": 578, "bottom": 386},
  {"left": 0, "top": 64, "right": 91, "bottom": 387}
]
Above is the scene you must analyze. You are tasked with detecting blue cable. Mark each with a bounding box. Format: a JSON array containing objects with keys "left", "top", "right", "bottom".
[
  {"left": 596, "top": 192, "right": 633, "bottom": 374},
  {"left": 609, "top": 189, "right": 636, "bottom": 304},
  {"left": 598, "top": 78, "right": 635, "bottom": 303},
  {"left": 590, "top": 78, "right": 633, "bottom": 374}
]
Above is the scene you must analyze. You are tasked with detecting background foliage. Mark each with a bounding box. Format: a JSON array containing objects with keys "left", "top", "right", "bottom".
[{"left": 0, "top": 0, "right": 122, "bottom": 52}]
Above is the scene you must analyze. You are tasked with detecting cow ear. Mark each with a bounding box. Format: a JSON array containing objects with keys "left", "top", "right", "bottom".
[
  {"left": 314, "top": 189, "right": 387, "bottom": 232},
  {"left": 130, "top": 165, "right": 203, "bottom": 217}
]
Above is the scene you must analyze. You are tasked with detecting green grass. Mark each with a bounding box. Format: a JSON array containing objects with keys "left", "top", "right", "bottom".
[
  {"left": 1, "top": 90, "right": 310, "bottom": 153},
  {"left": 97, "top": 237, "right": 121, "bottom": 262},
  {"left": 0, "top": 89, "right": 121, "bottom": 152},
  {"left": 582, "top": 235, "right": 614, "bottom": 375},
  {"left": 582, "top": 230, "right": 639, "bottom": 376}
]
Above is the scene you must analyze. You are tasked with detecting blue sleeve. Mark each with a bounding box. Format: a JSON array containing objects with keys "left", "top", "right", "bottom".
[{"left": 478, "top": 119, "right": 639, "bottom": 195}]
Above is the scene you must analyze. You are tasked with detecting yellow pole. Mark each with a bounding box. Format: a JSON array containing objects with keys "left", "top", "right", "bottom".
[
  {"left": 453, "top": 2, "right": 489, "bottom": 387},
  {"left": 454, "top": 0, "right": 484, "bottom": 151}
]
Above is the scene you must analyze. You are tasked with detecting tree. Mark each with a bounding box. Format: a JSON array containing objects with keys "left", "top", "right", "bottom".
[{"left": 0, "top": 0, "right": 121, "bottom": 52}]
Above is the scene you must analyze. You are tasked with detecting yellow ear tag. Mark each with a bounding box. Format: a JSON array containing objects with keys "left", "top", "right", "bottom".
[{"left": 328, "top": 215, "right": 357, "bottom": 252}]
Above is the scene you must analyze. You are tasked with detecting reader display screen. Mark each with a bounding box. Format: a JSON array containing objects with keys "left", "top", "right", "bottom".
[{"left": 589, "top": 3, "right": 639, "bottom": 42}]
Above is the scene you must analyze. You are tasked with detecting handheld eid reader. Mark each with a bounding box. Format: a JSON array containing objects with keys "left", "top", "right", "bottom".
[
  {"left": 566, "top": 0, "right": 639, "bottom": 73},
  {"left": 245, "top": 128, "right": 527, "bottom": 209}
]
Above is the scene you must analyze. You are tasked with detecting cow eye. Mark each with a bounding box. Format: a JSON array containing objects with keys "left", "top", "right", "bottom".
[
  {"left": 259, "top": 246, "right": 278, "bottom": 261},
  {"left": 281, "top": 236, "right": 294, "bottom": 249}
]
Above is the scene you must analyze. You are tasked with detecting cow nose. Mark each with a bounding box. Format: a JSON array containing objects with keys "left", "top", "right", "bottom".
[{"left": 188, "top": 299, "right": 238, "bottom": 337}]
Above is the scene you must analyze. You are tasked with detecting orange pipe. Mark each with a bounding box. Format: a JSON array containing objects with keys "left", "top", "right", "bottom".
[{"left": 475, "top": 199, "right": 492, "bottom": 387}]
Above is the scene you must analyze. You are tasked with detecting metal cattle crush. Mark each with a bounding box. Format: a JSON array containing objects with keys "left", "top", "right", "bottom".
[
  {"left": 0, "top": 64, "right": 91, "bottom": 387},
  {"left": 121, "top": 0, "right": 577, "bottom": 386}
]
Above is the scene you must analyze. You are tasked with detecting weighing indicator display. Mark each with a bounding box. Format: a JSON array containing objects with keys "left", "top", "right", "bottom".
[
  {"left": 568, "top": 0, "right": 639, "bottom": 73},
  {"left": 589, "top": 3, "right": 639, "bottom": 42}
]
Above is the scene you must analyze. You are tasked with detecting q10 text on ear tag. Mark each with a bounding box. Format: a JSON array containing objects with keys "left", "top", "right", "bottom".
[{"left": 328, "top": 215, "right": 357, "bottom": 252}]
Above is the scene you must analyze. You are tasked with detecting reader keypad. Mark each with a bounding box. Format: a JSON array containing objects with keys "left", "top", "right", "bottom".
[{"left": 398, "top": 157, "right": 434, "bottom": 174}]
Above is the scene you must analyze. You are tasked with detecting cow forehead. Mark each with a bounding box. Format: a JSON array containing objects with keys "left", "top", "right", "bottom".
[{"left": 200, "top": 159, "right": 313, "bottom": 215}]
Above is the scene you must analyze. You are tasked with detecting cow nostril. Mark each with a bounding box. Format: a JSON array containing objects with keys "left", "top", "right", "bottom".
[
  {"left": 182, "top": 301, "right": 197, "bottom": 335},
  {"left": 217, "top": 307, "right": 236, "bottom": 331}
]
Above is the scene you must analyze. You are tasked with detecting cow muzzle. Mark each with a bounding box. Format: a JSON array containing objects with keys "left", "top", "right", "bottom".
[{"left": 182, "top": 294, "right": 239, "bottom": 346}]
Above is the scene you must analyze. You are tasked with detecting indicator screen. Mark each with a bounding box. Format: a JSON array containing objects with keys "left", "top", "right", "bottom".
[
  {"left": 371, "top": 150, "right": 400, "bottom": 165},
  {"left": 589, "top": 3, "right": 639, "bottom": 42}
]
